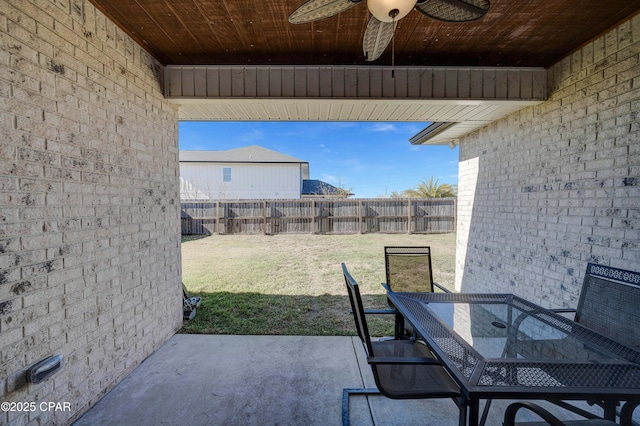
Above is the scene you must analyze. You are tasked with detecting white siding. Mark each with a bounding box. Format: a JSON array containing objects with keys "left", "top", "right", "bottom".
[{"left": 180, "top": 163, "right": 302, "bottom": 199}]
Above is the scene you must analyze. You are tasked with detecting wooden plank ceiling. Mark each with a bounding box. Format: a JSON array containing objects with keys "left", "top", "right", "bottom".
[
  {"left": 89, "top": 0, "right": 640, "bottom": 67},
  {"left": 88, "top": 0, "right": 640, "bottom": 143}
]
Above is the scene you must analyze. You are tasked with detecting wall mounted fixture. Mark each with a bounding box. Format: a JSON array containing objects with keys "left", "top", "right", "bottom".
[{"left": 26, "top": 355, "right": 64, "bottom": 384}]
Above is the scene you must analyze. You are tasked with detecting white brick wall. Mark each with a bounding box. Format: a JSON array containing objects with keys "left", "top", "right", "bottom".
[
  {"left": 456, "top": 15, "right": 640, "bottom": 309},
  {"left": 0, "top": 0, "right": 181, "bottom": 424}
]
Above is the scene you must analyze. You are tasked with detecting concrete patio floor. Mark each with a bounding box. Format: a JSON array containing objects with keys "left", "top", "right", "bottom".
[{"left": 74, "top": 334, "right": 606, "bottom": 426}]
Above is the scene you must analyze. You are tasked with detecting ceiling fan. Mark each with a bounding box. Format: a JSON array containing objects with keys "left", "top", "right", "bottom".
[{"left": 288, "top": 0, "right": 490, "bottom": 62}]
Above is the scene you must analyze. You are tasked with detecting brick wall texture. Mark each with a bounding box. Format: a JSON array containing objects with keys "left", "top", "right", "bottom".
[
  {"left": 456, "top": 15, "right": 640, "bottom": 308},
  {"left": 0, "top": 1, "right": 182, "bottom": 424}
]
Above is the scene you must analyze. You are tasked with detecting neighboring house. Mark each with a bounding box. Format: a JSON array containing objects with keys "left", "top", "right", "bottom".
[
  {"left": 180, "top": 145, "right": 341, "bottom": 200},
  {"left": 180, "top": 145, "right": 309, "bottom": 199}
]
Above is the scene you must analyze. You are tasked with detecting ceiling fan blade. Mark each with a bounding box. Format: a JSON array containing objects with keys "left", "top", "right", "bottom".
[
  {"left": 415, "top": 0, "right": 489, "bottom": 22},
  {"left": 363, "top": 17, "right": 396, "bottom": 61},
  {"left": 289, "top": 0, "right": 361, "bottom": 24}
]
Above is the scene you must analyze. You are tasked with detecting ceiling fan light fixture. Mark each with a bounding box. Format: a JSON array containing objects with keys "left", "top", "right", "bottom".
[{"left": 367, "top": 0, "right": 418, "bottom": 22}]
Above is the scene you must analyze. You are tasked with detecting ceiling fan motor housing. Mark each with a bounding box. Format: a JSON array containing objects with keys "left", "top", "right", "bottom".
[{"left": 367, "top": 0, "right": 419, "bottom": 22}]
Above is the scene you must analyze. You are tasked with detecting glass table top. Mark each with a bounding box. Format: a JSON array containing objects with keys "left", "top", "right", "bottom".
[
  {"left": 388, "top": 292, "right": 640, "bottom": 391},
  {"left": 424, "top": 301, "right": 622, "bottom": 362}
]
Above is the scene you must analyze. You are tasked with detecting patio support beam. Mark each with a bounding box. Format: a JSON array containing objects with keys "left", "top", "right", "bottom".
[
  {"left": 165, "top": 65, "right": 547, "bottom": 144},
  {"left": 165, "top": 65, "right": 546, "bottom": 102}
]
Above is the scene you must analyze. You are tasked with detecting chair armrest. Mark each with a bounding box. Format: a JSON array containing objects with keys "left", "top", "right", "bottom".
[
  {"left": 620, "top": 399, "right": 640, "bottom": 425},
  {"left": 362, "top": 309, "right": 398, "bottom": 315},
  {"left": 383, "top": 280, "right": 452, "bottom": 294},
  {"left": 503, "top": 402, "right": 566, "bottom": 426},
  {"left": 349, "top": 308, "right": 399, "bottom": 315},
  {"left": 549, "top": 308, "right": 576, "bottom": 313},
  {"left": 548, "top": 308, "right": 576, "bottom": 320},
  {"left": 545, "top": 399, "right": 606, "bottom": 421},
  {"left": 433, "top": 282, "right": 451, "bottom": 293},
  {"left": 367, "top": 356, "right": 442, "bottom": 365}
]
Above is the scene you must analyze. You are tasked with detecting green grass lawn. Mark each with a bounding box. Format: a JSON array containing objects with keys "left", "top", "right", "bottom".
[{"left": 180, "top": 233, "right": 456, "bottom": 336}]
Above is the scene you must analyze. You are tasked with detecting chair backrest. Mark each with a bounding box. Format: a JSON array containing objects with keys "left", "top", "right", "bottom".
[
  {"left": 576, "top": 263, "right": 640, "bottom": 349},
  {"left": 342, "top": 263, "right": 374, "bottom": 356},
  {"left": 384, "top": 246, "right": 434, "bottom": 293}
]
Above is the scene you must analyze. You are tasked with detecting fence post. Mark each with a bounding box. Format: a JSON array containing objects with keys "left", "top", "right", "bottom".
[
  {"left": 407, "top": 198, "right": 412, "bottom": 234},
  {"left": 215, "top": 200, "right": 220, "bottom": 234},
  {"left": 263, "top": 200, "right": 267, "bottom": 235},
  {"left": 358, "top": 200, "right": 363, "bottom": 234}
]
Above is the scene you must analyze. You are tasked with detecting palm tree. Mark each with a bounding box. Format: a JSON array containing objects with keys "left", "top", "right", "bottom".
[{"left": 402, "top": 177, "right": 457, "bottom": 198}]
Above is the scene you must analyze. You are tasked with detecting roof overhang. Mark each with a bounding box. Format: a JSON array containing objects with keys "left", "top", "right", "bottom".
[
  {"left": 87, "top": 2, "right": 639, "bottom": 143},
  {"left": 167, "top": 65, "right": 546, "bottom": 143},
  {"left": 409, "top": 122, "right": 458, "bottom": 145}
]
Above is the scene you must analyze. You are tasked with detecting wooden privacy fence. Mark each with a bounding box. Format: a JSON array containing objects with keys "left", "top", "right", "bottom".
[{"left": 181, "top": 198, "right": 455, "bottom": 235}]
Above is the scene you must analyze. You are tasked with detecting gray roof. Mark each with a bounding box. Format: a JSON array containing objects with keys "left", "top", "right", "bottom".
[
  {"left": 180, "top": 145, "right": 306, "bottom": 164},
  {"left": 302, "top": 180, "right": 353, "bottom": 196},
  {"left": 302, "top": 180, "right": 341, "bottom": 195}
]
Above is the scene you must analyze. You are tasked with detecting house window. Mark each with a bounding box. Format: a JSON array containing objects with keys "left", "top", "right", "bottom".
[{"left": 223, "top": 167, "right": 231, "bottom": 182}]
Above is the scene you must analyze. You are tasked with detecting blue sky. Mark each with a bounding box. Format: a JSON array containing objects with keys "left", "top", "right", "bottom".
[{"left": 178, "top": 121, "right": 459, "bottom": 198}]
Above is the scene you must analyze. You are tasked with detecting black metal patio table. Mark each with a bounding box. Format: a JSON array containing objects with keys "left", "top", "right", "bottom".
[{"left": 385, "top": 291, "right": 640, "bottom": 426}]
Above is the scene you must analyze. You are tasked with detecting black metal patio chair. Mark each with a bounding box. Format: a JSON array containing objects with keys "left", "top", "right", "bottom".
[
  {"left": 384, "top": 246, "right": 449, "bottom": 293},
  {"left": 506, "top": 263, "right": 640, "bottom": 356},
  {"left": 487, "top": 263, "right": 640, "bottom": 426},
  {"left": 356, "top": 246, "right": 450, "bottom": 339},
  {"left": 383, "top": 246, "right": 450, "bottom": 337},
  {"left": 502, "top": 401, "right": 618, "bottom": 426},
  {"left": 564, "top": 263, "right": 640, "bottom": 349},
  {"left": 341, "top": 263, "right": 462, "bottom": 426}
]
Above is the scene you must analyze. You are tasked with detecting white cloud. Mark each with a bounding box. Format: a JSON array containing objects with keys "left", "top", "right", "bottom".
[
  {"left": 321, "top": 174, "right": 339, "bottom": 184},
  {"left": 326, "top": 122, "right": 357, "bottom": 130},
  {"left": 341, "top": 158, "right": 366, "bottom": 172},
  {"left": 237, "top": 127, "right": 264, "bottom": 143},
  {"left": 321, "top": 174, "right": 350, "bottom": 186},
  {"left": 403, "top": 123, "right": 423, "bottom": 134}
]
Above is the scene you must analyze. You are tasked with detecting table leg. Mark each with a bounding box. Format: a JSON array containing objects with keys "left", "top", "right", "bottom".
[
  {"left": 467, "top": 399, "right": 480, "bottom": 426},
  {"left": 602, "top": 400, "right": 617, "bottom": 422},
  {"left": 458, "top": 402, "right": 468, "bottom": 426},
  {"left": 394, "top": 313, "right": 404, "bottom": 339}
]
